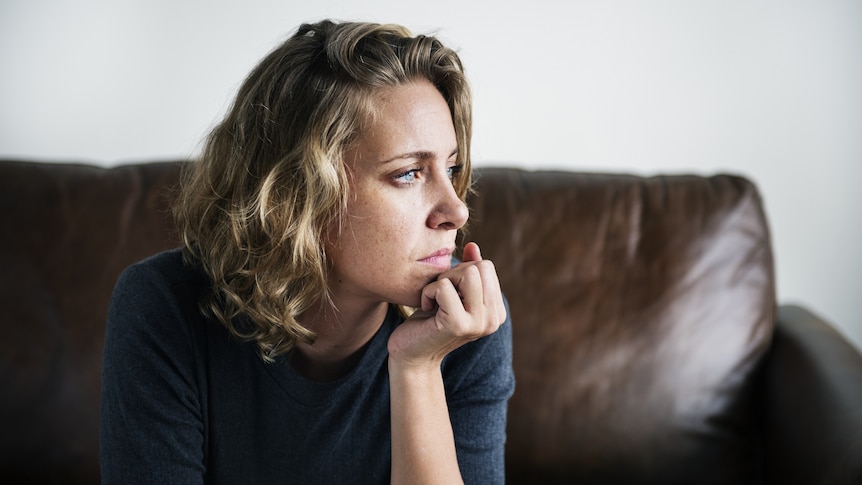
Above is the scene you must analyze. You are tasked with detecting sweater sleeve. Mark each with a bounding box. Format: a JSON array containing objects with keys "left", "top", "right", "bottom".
[
  {"left": 442, "top": 297, "right": 516, "bottom": 485},
  {"left": 100, "top": 258, "right": 207, "bottom": 484}
]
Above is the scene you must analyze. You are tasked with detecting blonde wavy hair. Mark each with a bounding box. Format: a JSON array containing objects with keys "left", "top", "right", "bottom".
[{"left": 174, "top": 20, "right": 473, "bottom": 362}]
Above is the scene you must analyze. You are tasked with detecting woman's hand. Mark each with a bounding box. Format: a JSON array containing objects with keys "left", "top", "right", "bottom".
[
  {"left": 388, "top": 241, "right": 506, "bottom": 370},
  {"left": 388, "top": 241, "right": 505, "bottom": 484}
]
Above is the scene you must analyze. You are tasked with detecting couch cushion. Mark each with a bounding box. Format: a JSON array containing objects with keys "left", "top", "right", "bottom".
[
  {"left": 466, "top": 168, "right": 775, "bottom": 484},
  {"left": 0, "top": 161, "right": 183, "bottom": 483}
]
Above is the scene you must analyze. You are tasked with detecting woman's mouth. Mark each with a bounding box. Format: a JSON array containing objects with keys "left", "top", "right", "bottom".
[{"left": 419, "top": 247, "right": 454, "bottom": 270}]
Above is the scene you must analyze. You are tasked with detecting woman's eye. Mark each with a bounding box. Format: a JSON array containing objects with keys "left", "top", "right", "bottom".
[
  {"left": 394, "top": 168, "right": 421, "bottom": 184},
  {"left": 447, "top": 164, "right": 463, "bottom": 181}
]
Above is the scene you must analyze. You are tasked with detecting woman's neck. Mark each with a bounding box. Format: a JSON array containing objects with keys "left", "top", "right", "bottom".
[{"left": 292, "top": 299, "right": 389, "bottom": 381}]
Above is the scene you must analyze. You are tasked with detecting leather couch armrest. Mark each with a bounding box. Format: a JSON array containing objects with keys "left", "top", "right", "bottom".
[{"left": 763, "top": 304, "right": 862, "bottom": 485}]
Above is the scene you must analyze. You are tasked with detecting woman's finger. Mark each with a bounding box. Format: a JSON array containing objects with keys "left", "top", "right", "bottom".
[
  {"left": 475, "top": 260, "right": 506, "bottom": 324},
  {"left": 461, "top": 241, "right": 482, "bottom": 263},
  {"left": 447, "top": 264, "right": 483, "bottom": 312}
]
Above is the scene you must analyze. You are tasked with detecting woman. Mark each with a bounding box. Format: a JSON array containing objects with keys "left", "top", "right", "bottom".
[{"left": 100, "top": 20, "right": 514, "bottom": 484}]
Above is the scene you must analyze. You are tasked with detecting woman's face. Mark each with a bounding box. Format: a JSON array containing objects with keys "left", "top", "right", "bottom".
[{"left": 326, "top": 79, "right": 468, "bottom": 309}]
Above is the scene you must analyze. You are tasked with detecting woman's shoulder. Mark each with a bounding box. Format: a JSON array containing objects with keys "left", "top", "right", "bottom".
[
  {"left": 127, "top": 247, "right": 201, "bottom": 276},
  {"left": 117, "top": 248, "right": 207, "bottom": 291},
  {"left": 107, "top": 248, "right": 214, "bottom": 367},
  {"left": 110, "top": 247, "right": 209, "bottom": 324}
]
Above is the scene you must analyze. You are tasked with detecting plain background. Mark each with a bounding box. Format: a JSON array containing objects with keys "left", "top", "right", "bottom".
[{"left": 2, "top": 0, "right": 860, "bottom": 350}]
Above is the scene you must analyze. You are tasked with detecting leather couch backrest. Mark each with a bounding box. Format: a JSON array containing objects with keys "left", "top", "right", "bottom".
[
  {"left": 465, "top": 168, "right": 775, "bottom": 483},
  {"left": 0, "top": 161, "right": 775, "bottom": 484},
  {"left": 0, "top": 161, "right": 183, "bottom": 483}
]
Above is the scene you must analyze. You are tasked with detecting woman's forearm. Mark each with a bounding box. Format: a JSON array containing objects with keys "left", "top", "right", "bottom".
[{"left": 389, "top": 360, "right": 464, "bottom": 485}]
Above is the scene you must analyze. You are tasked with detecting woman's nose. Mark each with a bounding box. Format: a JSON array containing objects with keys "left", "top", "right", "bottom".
[{"left": 427, "top": 178, "right": 469, "bottom": 230}]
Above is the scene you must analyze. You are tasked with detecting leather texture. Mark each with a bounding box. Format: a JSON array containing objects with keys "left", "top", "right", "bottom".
[
  {"left": 762, "top": 305, "right": 862, "bottom": 485},
  {"left": 465, "top": 169, "right": 775, "bottom": 484},
  {"left": 0, "top": 161, "right": 182, "bottom": 484},
  {"left": 1, "top": 160, "right": 860, "bottom": 484}
]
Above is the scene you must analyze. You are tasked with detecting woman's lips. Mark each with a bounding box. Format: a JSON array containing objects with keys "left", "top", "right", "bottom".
[{"left": 419, "top": 248, "right": 454, "bottom": 270}]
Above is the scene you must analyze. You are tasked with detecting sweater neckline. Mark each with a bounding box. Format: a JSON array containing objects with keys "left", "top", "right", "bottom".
[{"left": 262, "top": 304, "right": 401, "bottom": 407}]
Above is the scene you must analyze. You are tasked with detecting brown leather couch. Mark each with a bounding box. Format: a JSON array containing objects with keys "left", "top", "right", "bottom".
[{"left": 2, "top": 160, "right": 861, "bottom": 484}]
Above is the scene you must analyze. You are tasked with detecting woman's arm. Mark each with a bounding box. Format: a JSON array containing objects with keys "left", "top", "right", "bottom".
[
  {"left": 388, "top": 359, "right": 462, "bottom": 484},
  {"left": 387, "top": 242, "right": 508, "bottom": 484},
  {"left": 100, "top": 259, "right": 207, "bottom": 484}
]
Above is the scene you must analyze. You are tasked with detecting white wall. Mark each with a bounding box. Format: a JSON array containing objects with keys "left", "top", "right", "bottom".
[{"left": 2, "top": 0, "right": 861, "bottom": 350}]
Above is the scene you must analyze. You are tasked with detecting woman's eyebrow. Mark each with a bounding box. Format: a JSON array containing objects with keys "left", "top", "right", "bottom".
[{"left": 379, "top": 147, "right": 459, "bottom": 165}]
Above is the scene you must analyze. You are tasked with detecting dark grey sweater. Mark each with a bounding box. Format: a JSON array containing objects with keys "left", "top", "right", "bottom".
[{"left": 100, "top": 249, "right": 514, "bottom": 484}]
